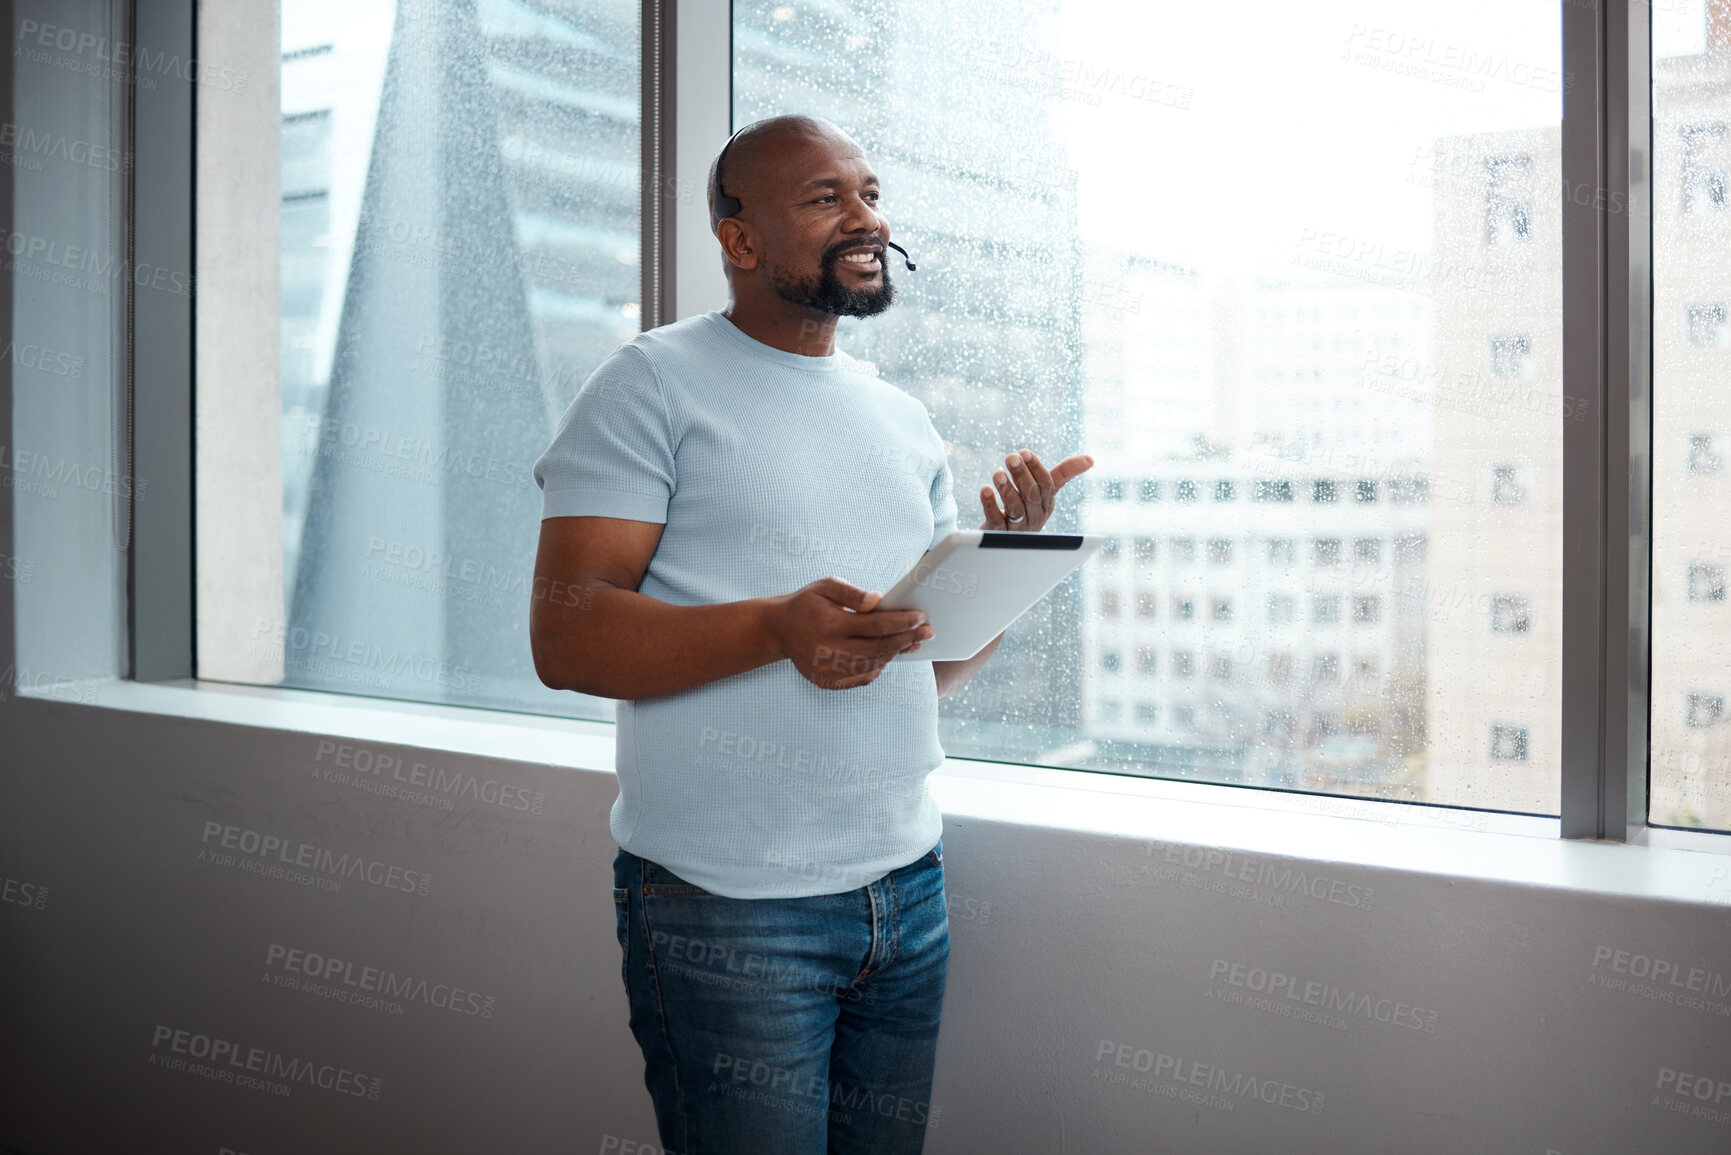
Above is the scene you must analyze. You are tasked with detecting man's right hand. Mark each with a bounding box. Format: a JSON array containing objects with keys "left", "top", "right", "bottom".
[{"left": 769, "top": 577, "right": 934, "bottom": 690}]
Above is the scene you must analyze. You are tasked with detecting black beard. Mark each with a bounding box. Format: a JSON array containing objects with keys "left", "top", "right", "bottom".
[{"left": 768, "top": 242, "right": 897, "bottom": 317}]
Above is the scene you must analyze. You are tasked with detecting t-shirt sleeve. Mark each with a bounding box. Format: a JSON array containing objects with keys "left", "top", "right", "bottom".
[
  {"left": 534, "top": 344, "right": 675, "bottom": 523},
  {"left": 924, "top": 410, "right": 959, "bottom": 549}
]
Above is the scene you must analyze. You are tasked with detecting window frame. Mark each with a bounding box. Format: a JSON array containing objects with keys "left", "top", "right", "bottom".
[{"left": 99, "top": 0, "right": 1683, "bottom": 844}]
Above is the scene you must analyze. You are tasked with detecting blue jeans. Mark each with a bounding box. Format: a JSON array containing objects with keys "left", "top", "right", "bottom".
[{"left": 611, "top": 842, "right": 949, "bottom": 1155}]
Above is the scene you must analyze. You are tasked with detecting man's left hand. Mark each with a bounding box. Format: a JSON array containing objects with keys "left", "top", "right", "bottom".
[{"left": 978, "top": 448, "right": 1094, "bottom": 532}]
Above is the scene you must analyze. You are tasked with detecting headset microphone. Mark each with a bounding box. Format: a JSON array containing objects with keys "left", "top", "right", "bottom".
[{"left": 884, "top": 240, "right": 916, "bottom": 271}]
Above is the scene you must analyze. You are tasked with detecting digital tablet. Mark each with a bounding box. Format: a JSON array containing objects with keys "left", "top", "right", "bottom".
[{"left": 877, "top": 531, "right": 1106, "bottom": 662}]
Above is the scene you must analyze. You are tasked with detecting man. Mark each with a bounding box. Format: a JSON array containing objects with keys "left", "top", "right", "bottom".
[{"left": 529, "top": 114, "right": 1091, "bottom": 1154}]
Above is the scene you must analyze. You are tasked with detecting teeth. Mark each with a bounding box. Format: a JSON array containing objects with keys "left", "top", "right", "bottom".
[{"left": 841, "top": 252, "right": 877, "bottom": 263}]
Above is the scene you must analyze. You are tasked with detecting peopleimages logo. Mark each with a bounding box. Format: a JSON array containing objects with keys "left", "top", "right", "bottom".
[
  {"left": 1093, "top": 1040, "right": 1325, "bottom": 1114},
  {"left": 265, "top": 943, "right": 497, "bottom": 1019},
  {"left": 199, "top": 820, "right": 432, "bottom": 896},
  {"left": 149, "top": 1024, "right": 380, "bottom": 1100},
  {"left": 1206, "top": 958, "right": 1439, "bottom": 1033}
]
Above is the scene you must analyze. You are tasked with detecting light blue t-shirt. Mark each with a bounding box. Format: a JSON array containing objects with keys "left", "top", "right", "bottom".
[{"left": 533, "top": 311, "right": 959, "bottom": 898}]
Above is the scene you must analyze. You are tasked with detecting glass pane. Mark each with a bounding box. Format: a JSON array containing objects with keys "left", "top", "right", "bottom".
[
  {"left": 1651, "top": 0, "right": 1731, "bottom": 832},
  {"left": 263, "top": 0, "right": 639, "bottom": 715},
  {"left": 736, "top": 0, "right": 1565, "bottom": 810}
]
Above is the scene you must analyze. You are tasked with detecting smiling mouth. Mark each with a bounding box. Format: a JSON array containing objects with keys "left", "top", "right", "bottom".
[{"left": 836, "top": 247, "right": 883, "bottom": 272}]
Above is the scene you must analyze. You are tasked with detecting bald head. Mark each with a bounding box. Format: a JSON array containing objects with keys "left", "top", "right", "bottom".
[{"left": 708, "top": 115, "right": 860, "bottom": 227}]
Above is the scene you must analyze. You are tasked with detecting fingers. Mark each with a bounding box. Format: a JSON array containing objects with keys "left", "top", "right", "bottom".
[
  {"left": 1048, "top": 453, "right": 1096, "bottom": 488},
  {"left": 843, "top": 607, "right": 930, "bottom": 637},
  {"left": 993, "top": 467, "right": 1029, "bottom": 523},
  {"left": 979, "top": 485, "right": 1007, "bottom": 529},
  {"left": 814, "top": 577, "right": 877, "bottom": 611},
  {"left": 1003, "top": 452, "right": 1042, "bottom": 513},
  {"left": 1019, "top": 448, "right": 1055, "bottom": 498}
]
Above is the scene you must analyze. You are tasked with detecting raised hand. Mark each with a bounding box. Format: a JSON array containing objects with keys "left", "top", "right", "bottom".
[{"left": 979, "top": 448, "right": 1095, "bottom": 532}]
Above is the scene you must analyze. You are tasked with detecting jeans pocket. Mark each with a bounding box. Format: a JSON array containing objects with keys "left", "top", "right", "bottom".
[
  {"left": 612, "top": 887, "right": 630, "bottom": 963},
  {"left": 924, "top": 840, "right": 944, "bottom": 868}
]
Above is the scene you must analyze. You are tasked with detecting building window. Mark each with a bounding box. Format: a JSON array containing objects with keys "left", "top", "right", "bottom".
[
  {"left": 1355, "top": 479, "right": 1377, "bottom": 503},
  {"left": 1172, "top": 596, "right": 1196, "bottom": 622},
  {"left": 1099, "top": 699, "right": 1123, "bottom": 722},
  {"left": 1687, "top": 433, "right": 1725, "bottom": 474},
  {"left": 1209, "top": 652, "right": 1233, "bottom": 682},
  {"left": 1101, "top": 537, "right": 1121, "bottom": 562},
  {"left": 1136, "top": 647, "right": 1157, "bottom": 675},
  {"left": 1313, "top": 595, "right": 1343, "bottom": 624},
  {"left": 1485, "top": 153, "right": 1533, "bottom": 245},
  {"left": 1491, "top": 595, "right": 1531, "bottom": 633},
  {"left": 1688, "top": 563, "right": 1727, "bottom": 603},
  {"left": 1686, "top": 692, "right": 1725, "bottom": 729},
  {"left": 1353, "top": 537, "right": 1381, "bottom": 564},
  {"left": 1489, "top": 333, "right": 1533, "bottom": 379},
  {"left": 1394, "top": 533, "right": 1427, "bottom": 562},
  {"left": 1135, "top": 590, "right": 1158, "bottom": 618},
  {"left": 1173, "top": 705, "right": 1196, "bottom": 729},
  {"left": 1313, "top": 538, "right": 1341, "bottom": 566},
  {"left": 1099, "top": 590, "right": 1121, "bottom": 617},
  {"left": 1172, "top": 651, "right": 1195, "bottom": 679},
  {"left": 1351, "top": 656, "right": 1378, "bottom": 685},
  {"left": 1312, "top": 479, "right": 1338, "bottom": 503},
  {"left": 1138, "top": 478, "right": 1160, "bottom": 502},
  {"left": 1100, "top": 650, "right": 1122, "bottom": 674},
  {"left": 1267, "top": 653, "right": 1294, "bottom": 686},
  {"left": 1389, "top": 477, "right": 1428, "bottom": 504},
  {"left": 1174, "top": 479, "right": 1198, "bottom": 503},
  {"left": 1211, "top": 597, "right": 1232, "bottom": 623},
  {"left": 1686, "top": 303, "right": 1728, "bottom": 348},
  {"left": 1253, "top": 479, "right": 1294, "bottom": 502},
  {"left": 1214, "top": 479, "right": 1236, "bottom": 502},
  {"left": 1206, "top": 538, "right": 1232, "bottom": 564},
  {"left": 1134, "top": 701, "right": 1158, "bottom": 724},
  {"left": 1489, "top": 724, "right": 1530, "bottom": 761},
  {"left": 1267, "top": 538, "right": 1296, "bottom": 565},
  {"left": 1491, "top": 465, "right": 1528, "bottom": 506},
  {"left": 1171, "top": 537, "right": 1197, "bottom": 564},
  {"left": 1682, "top": 122, "right": 1729, "bottom": 213},
  {"left": 1352, "top": 595, "right": 1381, "bottom": 624},
  {"left": 1267, "top": 593, "right": 1295, "bottom": 624},
  {"left": 1104, "top": 478, "right": 1125, "bottom": 501},
  {"left": 1132, "top": 537, "right": 1156, "bottom": 563},
  {"left": 1313, "top": 653, "right": 1340, "bottom": 683}
]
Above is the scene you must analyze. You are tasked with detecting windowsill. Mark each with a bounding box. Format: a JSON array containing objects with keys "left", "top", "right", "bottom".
[{"left": 19, "top": 678, "right": 1731, "bottom": 907}]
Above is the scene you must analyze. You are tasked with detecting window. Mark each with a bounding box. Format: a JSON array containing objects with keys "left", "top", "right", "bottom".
[
  {"left": 1133, "top": 537, "right": 1156, "bottom": 562},
  {"left": 1686, "top": 693, "right": 1724, "bottom": 729},
  {"left": 1313, "top": 654, "right": 1340, "bottom": 683},
  {"left": 1389, "top": 477, "right": 1428, "bottom": 504},
  {"left": 1490, "top": 725, "right": 1530, "bottom": 761},
  {"left": 1173, "top": 706, "right": 1196, "bottom": 730},
  {"left": 1173, "top": 652, "right": 1195, "bottom": 680},
  {"left": 1170, "top": 538, "right": 1197, "bottom": 564},
  {"left": 1136, "top": 648, "right": 1157, "bottom": 675},
  {"left": 1313, "top": 538, "right": 1341, "bottom": 566},
  {"left": 1134, "top": 702, "right": 1159, "bottom": 724},
  {"left": 1104, "top": 478, "right": 1126, "bottom": 501},
  {"left": 1489, "top": 333, "right": 1533, "bottom": 379},
  {"left": 1490, "top": 465, "right": 1528, "bottom": 506},
  {"left": 1214, "top": 479, "right": 1236, "bottom": 502},
  {"left": 1138, "top": 479, "right": 1160, "bottom": 503},
  {"left": 1682, "top": 122, "right": 1728, "bottom": 213},
  {"left": 1686, "top": 434, "right": 1725, "bottom": 475},
  {"left": 1267, "top": 654, "right": 1294, "bottom": 686},
  {"left": 1209, "top": 653, "right": 1234, "bottom": 682},
  {"left": 1687, "top": 564, "right": 1727, "bottom": 603},
  {"left": 1491, "top": 595, "right": 1532, "bottom": 634},
  {"left": 1352, "top": 595, "right": 1381, "bottom": 624},
  {"left": 1172, "top": 597, "right": 1196, "bottom": 622},
  {"left": 1485, "top": 153, "right": 1533, "bottom": 244},
  {"left": 1135, "top": 590, "right": 1158, "bottom": 619},
  {"left": 1267, "top": 594, "right": 1296, "bottom": 624},
  {"left": 1394, "top": 533, "right": 1427, "bottom": 563},
  {"left": 1211, "top": 598, "right": 1233, "bottom": 623},
  {"left": 1206, "top": 538, "right": 1233, "bottom": 564},
  {"left": 1099, "top": 699, "right": 1123, "bottom": 723},
  {"left": 1174, "top": 480, "right": 1198, "bottom": 503},
  {"left": 1313, "top": 595, "right": 1343, "bottom": 624},
  {"left": 1253, "top": 479, "right": 1294, "bottom": 502},
  {"left": 1312, "top": 479, "right": 1338, "bottom": 503},
  {"left": 1099, "top": 590, "right": 1121, "bottom": 617},
  {"left": 1355, "top": 479, "right": 1378, "bottom": 504},
  {"left": 1101, "top": 537, "right": 1122, "bottom": 562},
  {"left": 1686, "top": 303, "right": 1728, "bottom": 349},
  {"left": 1353, "top": 538, "right": 1382, "bottom": 564},
  {"left": 1100, "top": 650, "right": 1122, "bottom": 674},
  {"left": 1267, "top": 538, "right": 1296, "bottom": 565}
]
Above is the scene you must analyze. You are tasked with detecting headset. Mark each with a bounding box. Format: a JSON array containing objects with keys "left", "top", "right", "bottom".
[{"left": 710, "top": 124, "right": 916, "bottom": 271}]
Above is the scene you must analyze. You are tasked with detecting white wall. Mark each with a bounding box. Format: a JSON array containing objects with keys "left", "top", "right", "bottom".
[{"left": 2, "top": 686, "right": 1729, "bottom": 1155}]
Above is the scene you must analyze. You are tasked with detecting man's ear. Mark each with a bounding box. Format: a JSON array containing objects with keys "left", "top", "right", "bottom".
[{"left": 716, "top": 218, "right": 759, "bottom": 271}]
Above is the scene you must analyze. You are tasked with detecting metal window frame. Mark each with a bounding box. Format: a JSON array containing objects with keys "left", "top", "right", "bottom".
[
  {"left": 1560, "top": 0, "right": 1652, "bottom": 841},
  {"left": 102, "top": 0, "right": 1684, "bottom": 840}
]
